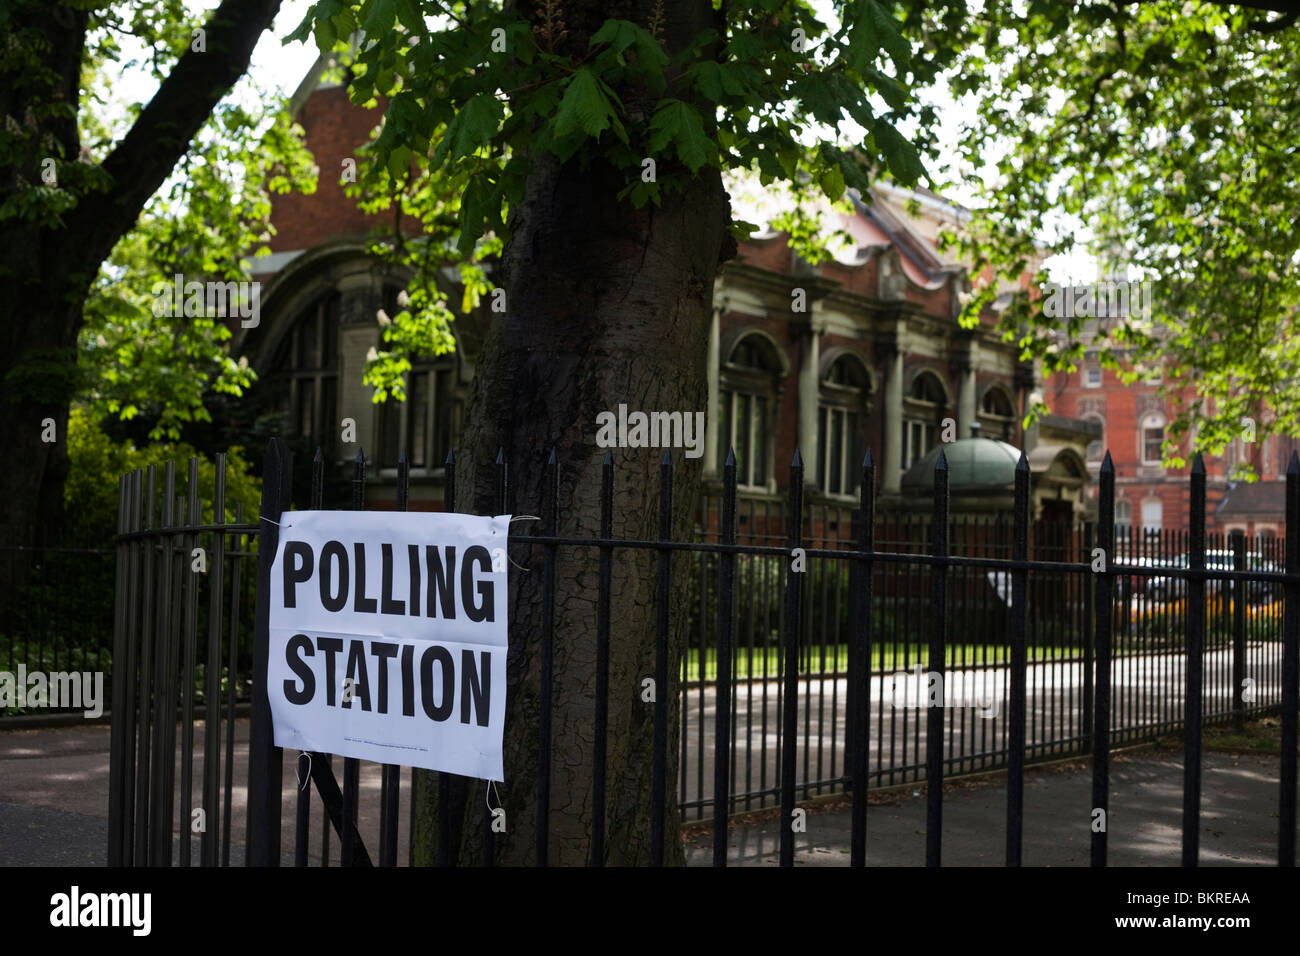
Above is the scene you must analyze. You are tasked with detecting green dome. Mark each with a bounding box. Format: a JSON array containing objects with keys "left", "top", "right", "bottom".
[{"left": 901, "top": 437, "right": 1023, "bottom": 496}]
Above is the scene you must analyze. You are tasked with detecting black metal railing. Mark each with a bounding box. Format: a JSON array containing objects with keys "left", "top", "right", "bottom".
[
  {"left": 105, "top": 440, "right": 1300, "bottom": 866},
  {"left": 1, "top": 544, "right": 114, "bottom": 716}
]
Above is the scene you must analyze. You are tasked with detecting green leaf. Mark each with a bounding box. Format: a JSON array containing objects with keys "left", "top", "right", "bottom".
[
  {"left": 553, "top": 68, "right": 619, "bottom": 141},
  {"left": 387, "top": 144, "right": 412, "bottom": 181},
  {"left": 284, "top": 8, "right": 315, "bottom": 46},
  {"left": 457, "top": 178, "right": 483, "bottom": 255},
  {"left": 692, "top": 61, "right": 724, "bottom": 101},
  {"left": 362, "top": 0, "right": 396, "bottom": 36},
  {"left": 393, "top": 0, "right": 424, "bottom": 34},
  {"left": 866, "top": 1, "right": 911, "bottom": 64},
  {"left": 590, "top": 19, "right": 641, "bottom": 52},
  {"left": 589, "top": 18, "right": 668, "bottom": 67},
  {"left": 649, "top": 101, "right": 711, "bottom": 173},
  {"left": 434, "top": 93, "right": 504, "bottom": 166},
  {"left": 872, "top": 118, "right": 924, "bottom": 184},
  {"left": 818, "top": 164, "right": 846, "bottom": 202}
]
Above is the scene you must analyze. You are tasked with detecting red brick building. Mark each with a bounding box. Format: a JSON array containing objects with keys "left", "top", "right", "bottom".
[
  {"left": 1045, "top": 350, "right": 1295, "bottom": 539},
  {"left": 240, "top": 61, "right": 1096, "bottom": 520}
]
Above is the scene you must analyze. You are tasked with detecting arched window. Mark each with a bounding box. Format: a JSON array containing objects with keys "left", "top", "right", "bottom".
[
  {"left": 1141, "top": 412, "right": 1165, "bottom": 465},
  {"left": 818, "top": 354, "right": 870, "bottom": 495},
  {"left": 1082, "top": 413, "right": 1104, "bottom": 463},
  {"left": 904, "top": 370, "right": 948, "bottom": 469},
  {"left": 1114, "top": 498, "right": 1132, "bottom": 528},
  {"left": 378, "top": 285, "right": 459, "bottom": 470},
  {"left": 720, "top": 333, "right": 783, "bottom": 488},
  {"left": 266, "top": 291, "right": 341, "bottom": 457},
  {"left": 979, "top": 384, "right": 1016, "bottom": 441},
  {"left": 380, "top": 359, "right": 459, "bottom": 470},
  {"left": 1141, "top": 498, "right": 1163, "bottom": 532},
  {"left": 910, "top": 370, "right": 946, "bottom": 404}
]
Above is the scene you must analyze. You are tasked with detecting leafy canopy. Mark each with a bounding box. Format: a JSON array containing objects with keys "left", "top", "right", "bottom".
[
  {"left": 1, "top": 1, "right": 318, "bottom": 440},
  {"left": 941, "top": 0, "right": 1300, "bottom": 476},
  {"left": 287, "top": 0, "right": 969, "bottom": 394}
]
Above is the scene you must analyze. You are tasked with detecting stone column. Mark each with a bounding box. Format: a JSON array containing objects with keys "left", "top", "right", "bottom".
[
  {"left": 959, "top": 362, "right": 977, "bottom": 438},
  {"left": 881, "top": 341, "right": 903, "bottom": 495},
  {"left": 705, "top": 304, "right": 721, "bottom": 476},
  {"left": 336, "top": 277, "right": 382, "bottom": 462},
  {"left": 798, "top": 311, "right": 820, "bottom": 488}
]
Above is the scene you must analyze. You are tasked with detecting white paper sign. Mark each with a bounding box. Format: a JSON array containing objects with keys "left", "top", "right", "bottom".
[{"left": 267, "top": 510, "right": 510, "bottom": 781}]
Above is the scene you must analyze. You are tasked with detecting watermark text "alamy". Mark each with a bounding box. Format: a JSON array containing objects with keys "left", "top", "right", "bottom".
[
  {"left": 1, "top": 666, "right": 104, "bottom": 718},
  {"left": 1042, "top": 279, "right": 1153, "bottom": 321},
  {"left": 151, "top": 274, "right": 260, "bottom": 328},
  {"left": 596, "top": 404, "right": 706, "bottom": 459}
]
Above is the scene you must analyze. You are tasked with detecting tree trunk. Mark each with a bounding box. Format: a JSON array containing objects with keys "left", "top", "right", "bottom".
[{"left": 411, "top": 134, "right": 734, "bottom": 862}]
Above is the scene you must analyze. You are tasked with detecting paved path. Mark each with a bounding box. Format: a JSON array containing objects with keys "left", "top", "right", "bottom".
[
  {"left": 678, "top": 642, "right": 1287, "bottom": 813},
  {"left": 685, "top": 748, "right": 1288, "bottom": 866},
  {"left": 0, "top": 720, "right": 377, "bottom": 866},
  {"left": 2, "top": 738, "right": 1286, "bottom": 865}
]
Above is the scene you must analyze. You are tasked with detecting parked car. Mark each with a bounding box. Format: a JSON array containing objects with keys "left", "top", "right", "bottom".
[{"left": 1148, "top": 551, "right": 1281, "bottom": 604}]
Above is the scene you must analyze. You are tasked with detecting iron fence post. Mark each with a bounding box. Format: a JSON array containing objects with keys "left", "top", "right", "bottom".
[
  {"left": 247, "top": 437, "right": 292, "bottom": 866},
  {"left": 926, "top": 449, "right": 948, "bottom": 867},
  {"left": 1280, "top": 453, "right": 1299, "bottom": 866},
  {"left": 850, "top": 449, "right": 875, "bottom": 867},
  {"left": 1007, "top": 452, "right": 1030, "bottom": 865},
  {"left": 1231, "top": 530, "right": 1247, "bottom": 732},
  {"left": 713, "top": 448, "right": 738, "bottom": 866},
  {"left": 1091, "top": 453, "right": 1115, "bottom": 867},
  {"left": 1183, "top": 454, "right": 1206, "bottom": 866},
  {"left": 779, "top": 450, "right": 805, "bottom": 867}
]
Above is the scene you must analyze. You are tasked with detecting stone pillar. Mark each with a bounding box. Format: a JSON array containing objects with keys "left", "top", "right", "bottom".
[
  {"left": 798, "top": 312, "right": 820, "bottom": 488},
  {"left": 959, "top": 362, "right": 977, "bottom": 438},
  {"left": 705, "top": 305, "right": 721, "bottom": 476},
  {"left": 336, "top": 277, "right": 382, "bottom": 462},
  {"left": 881, "top": 342, "right": 903, "bottom": 495}
]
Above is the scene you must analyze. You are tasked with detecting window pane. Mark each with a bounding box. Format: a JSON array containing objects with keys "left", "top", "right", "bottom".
[
  {"left": 847, "top": 412, "right": 859, "bottom": 488},
  {"left": 298, "top": 311, "right": 319, "bottom": 369},
  {"left": 1115, "top": 500, "right": 1132, "bottom": 525},
  {"left": 322, "top": 300, "right": 338, "bottom": 368},
  {"left": 1145, "top": 427, "right": 1163, "bottom": 462},
  {"left": 829, "top": 409, "right": 843, "bottom": 495},
  {"left": 754, "top": 396, "right": 768, "bottom": 486},
  {"left": 817, "top": 407, "right": 828, "bottom": 489},
  {"left": 383, "top": 391, "right": 401, "bottom": 468},
  {"left": 321, "top": 377, "right": 338, "bottom": 457},
  {"left": 434, "top": 369, "right": 454, "bottom": 465},
  {"left": 410, "top": 371, "right": 430, "bottom": 467},
  {"left": 736, "top": 393, "right": 751, "bottom": 486},
  {"left": 298, "top": 379, "right": 314, "bottom": 441}
]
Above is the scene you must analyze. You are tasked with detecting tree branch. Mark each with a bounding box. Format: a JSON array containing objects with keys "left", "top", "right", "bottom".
[{"left": 67, "top": 0, "right": 283, "bottom": 272}]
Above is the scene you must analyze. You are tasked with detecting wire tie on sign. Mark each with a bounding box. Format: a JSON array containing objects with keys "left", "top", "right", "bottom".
[
  {"left": 297, "top": 751, "right": 312, "bottom": 791},
  {"left": 484, "top": 779, "right": 502, "bottom": 814},
  {"left": 499, "top": 515, "right": 541, "bottom": 571}
]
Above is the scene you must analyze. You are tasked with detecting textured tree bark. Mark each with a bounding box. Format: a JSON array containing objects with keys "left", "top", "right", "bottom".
[
  {"left": 411, "top": 145, "right": 734, "bottom": 863},
  {"left": 407, "top": 0, "right": 736, "bottom": 866}
]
